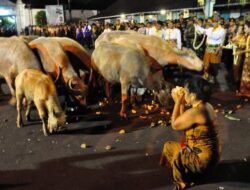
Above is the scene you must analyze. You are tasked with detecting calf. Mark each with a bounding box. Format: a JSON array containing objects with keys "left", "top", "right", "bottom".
[
  {"left": 92, "top": 42, "right": 170, "bottom": 118},
  {"left": 15, "top": 69, "right": 66, "bottom": 136}
]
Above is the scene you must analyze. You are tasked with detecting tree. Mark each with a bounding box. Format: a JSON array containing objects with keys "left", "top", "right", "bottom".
[{"left": 35, "top": 10, "right": 47, "bottom": 26}]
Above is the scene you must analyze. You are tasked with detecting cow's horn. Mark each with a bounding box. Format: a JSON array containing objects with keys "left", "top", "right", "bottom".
[
  {"left": 54, "top": 67, "right": 62, "bottom": 83},
  {"left": 69, "top": 78, "right": 73, "bottom": 90},
  {"left": 88, "top": 68, "right": 93, "bottom": 85}
]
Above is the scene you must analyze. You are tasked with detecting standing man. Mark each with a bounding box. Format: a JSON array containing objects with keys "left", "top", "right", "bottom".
[
  {"left": 114, "top": 18, "right": 125, "bottom": 31},
  {"left": 83, "top": 21, "right": 92, "bottom": 49},
  {"left": 195, "top": 14, "right": 226, "bottom": 82},
  {"left": 163, "top": 20, "right": 182, "bottom": 49},
  {"left": 184, "top": 17, "right": 195, "bottom": 49}
]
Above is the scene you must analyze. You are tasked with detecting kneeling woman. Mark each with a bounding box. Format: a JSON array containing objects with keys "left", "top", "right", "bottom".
[{"left": 160, "top": 76, "right": 220, "bottom": 190}]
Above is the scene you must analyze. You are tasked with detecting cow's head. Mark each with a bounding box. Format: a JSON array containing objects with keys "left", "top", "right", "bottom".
[
  {"left": 67, "top": 71, "right": 89, "bottom": 105},
  {"left": 176, "top": 48, "right": 204, "bottom": 71},
  {"left": 151, "top": 70, "right": 172, "bottom": 106},
  {"left": 48, "top": 111, "right": 66, "bottom": 133},
  {"left": 155, "top": 81, "right": 172, "bottom": 106}
]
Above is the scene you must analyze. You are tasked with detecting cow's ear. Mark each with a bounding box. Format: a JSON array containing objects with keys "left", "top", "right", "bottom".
[{"left": 52, "top": 37, "right": 92, "bottom": 69}]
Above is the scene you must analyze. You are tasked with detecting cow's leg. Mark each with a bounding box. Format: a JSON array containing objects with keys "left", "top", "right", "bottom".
[
  {"left": 5, "top": 76, "right": 16, "bottom": 105},
  {"left": 16, "top": 91, "right": 23, "bottom": 128},
  {"left": 34, "top": 100, "right": 49, "bottom": 136},
  {"left": 25, "top": 100, "right": 32, "bottom": 122},
  {"left": 120, "top": 80, "right": 129, "bottom": 118},
  {"left": 105, "top": 81, "right": 111, "bottom": 99}
]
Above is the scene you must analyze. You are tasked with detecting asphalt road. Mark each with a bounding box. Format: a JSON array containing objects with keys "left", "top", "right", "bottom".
[{"left": 0, "top": 78, "right": 250, "bottom": 190}]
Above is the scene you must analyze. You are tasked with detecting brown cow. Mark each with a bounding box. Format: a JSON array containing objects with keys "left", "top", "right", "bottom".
[
  {"left": 15, "top": 69, "right": 66, "bottom": 136},
  {"left": 95, "top": 31, "right": 203, "bottom": 71},
  {"left": 0, "top": 36, "right": 41, "bottom": 104},
  {"left": 29, "top": 37, "right": 91, "bottom": 105},
  {"left": 92, "top": 42, "right": 171, "bottom": 118}
]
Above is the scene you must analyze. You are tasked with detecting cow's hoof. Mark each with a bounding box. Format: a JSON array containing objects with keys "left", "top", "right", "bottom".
[
  {"left": 119, "top": 112, "right": 128, "bottom": 119},
  {"left": 9, "top": 97, "right": 16, "bottom": 106},
  {"left": 25, "top": 115, "right": 31, "bottom": 122},
  {"left": 42, "top": 125, "right": 49, "bottom": 136},
  {"left": 17, "top": 123, "right": 23, "bottom": 128}
]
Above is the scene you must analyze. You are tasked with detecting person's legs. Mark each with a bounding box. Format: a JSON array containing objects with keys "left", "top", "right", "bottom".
[
  {"left": 209, "top": 63, "right": 220, "bottom": 83},
  {"left": 160, "top": 141, "right": 181, "bottom": 166},
  {"left": 203, "top": 51, "right": 211, "bottom": 79}
]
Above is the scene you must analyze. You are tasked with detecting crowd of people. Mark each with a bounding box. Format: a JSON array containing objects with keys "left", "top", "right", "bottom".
[{"left": 0, "top": 26, "right": 17, "bottom": 37}]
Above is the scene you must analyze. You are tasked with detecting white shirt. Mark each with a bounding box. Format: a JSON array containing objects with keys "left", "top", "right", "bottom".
[
  {"left": 138, "top": 27, "right": 146, "bottom": 35},
  {"left": 163, "top": 28, "right": 182, "bottom": 49},
  {"left": 145, "top": 27, "right": 151, "bottom": 35},
  {"left": 103, "top": 28, "right": 112, "bottom": 33},
  {"left": 195, "top": 25, "right": 226, "bottom": 45}
]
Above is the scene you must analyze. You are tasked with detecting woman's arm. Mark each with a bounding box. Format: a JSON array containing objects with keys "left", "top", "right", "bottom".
[{"left": 172, "top": 106, "right": 207, "bottom": 131}]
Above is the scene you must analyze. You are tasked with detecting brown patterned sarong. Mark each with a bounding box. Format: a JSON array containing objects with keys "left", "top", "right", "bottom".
[
  {"left": 238, "top": 57, "right": 250, "bottom": 97},
  {"left": 203, "top": 45, "right": 222, "bottom": 74}
]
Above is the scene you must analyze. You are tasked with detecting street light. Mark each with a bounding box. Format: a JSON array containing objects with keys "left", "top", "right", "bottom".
[
  {"left": 160, "top": 9, "right": 166, "bottom": 15},
  {"left": 120, "top": 14, "right": 125, "bottom": 19}
]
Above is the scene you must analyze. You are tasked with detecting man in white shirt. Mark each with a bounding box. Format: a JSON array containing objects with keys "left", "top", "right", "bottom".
[
  {"left": 163, "top": 20, "right": 182, "bottom": 49},
  {"left": 195, "top": 14, "right": 226, "bottom": 82}
]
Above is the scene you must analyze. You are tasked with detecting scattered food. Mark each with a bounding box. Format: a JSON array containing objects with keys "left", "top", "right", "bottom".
[
  {"left": 115, "top": 139, "right": 121, "bottom": 143},
  {"left": 215, "top": 109, "right": 219, "bottom": 113},
  {"left": 150, "top": 122, "right": 156, "bottom": 128},
  {"left": 139, "top": 115, "right": 147, "bottom": 119},
  {"left": 244, "top": 157, "right": 247, "bottom": 162},
  {"left": 244, "top": 98, "right": 248, "bottom": 102},
  {"left": 225, "top": 115, "right": 241, "bottom": 121},
  {"left": 158, "top": 120, "right": 163, "bottom": 124},
  {"left": 219, "top": 187, "right": 224, "bottom": 190},
  {"left": 119, "top": 129, "right": 126, "bottom": 134},
  {"left": 105, "top": 145, "right": 112, "bottom": 151},
  {"left": 95, "top": 111, "right": 102, "bottom": 115},
  {"left": 147, "top": 105, "right": 154, "bottom": 110},
  {"left": 236, "top": 104, "right": 242, "bottom": 109},
  {"left": 145, "top": 153, "right": 149, "bottom": 156},
  {"left": 131, "top": 109, "right": 137, "bottom": 114},
  {"left": 80, "top": 143, "right": 88, "bottom": 149}
]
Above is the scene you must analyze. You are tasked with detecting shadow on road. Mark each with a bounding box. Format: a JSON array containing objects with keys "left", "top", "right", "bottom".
[
  {"left": 1, "top": 152, "right": 250, "bottom": 190},
  {"left": 203, "top": 158, "right": 250, "bottom": 184},
  {"left": 0, "top": 150, "right": 170, "bottom": 190}
]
